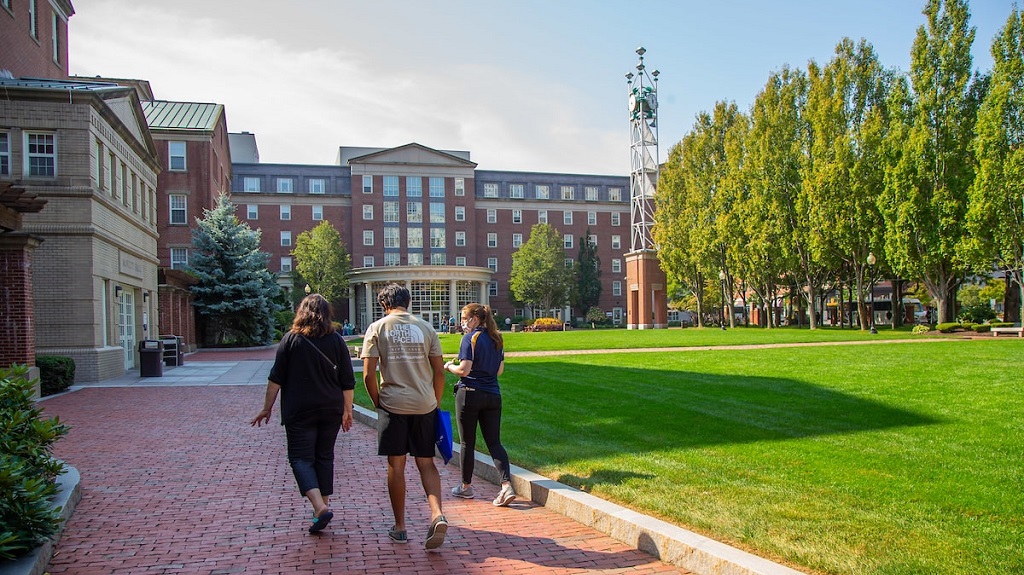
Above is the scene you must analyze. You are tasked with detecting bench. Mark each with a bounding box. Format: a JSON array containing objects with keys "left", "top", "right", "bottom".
[{"left": 991, "top": 327, "right": 1024, "bottom": 337}]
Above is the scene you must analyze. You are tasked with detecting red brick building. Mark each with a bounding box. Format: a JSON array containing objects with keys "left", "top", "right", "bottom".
[{"left": 0, "top": 0, "right": 73, "bottom": 79}]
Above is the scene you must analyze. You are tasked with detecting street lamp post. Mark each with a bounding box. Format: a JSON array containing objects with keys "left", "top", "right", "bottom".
[
  {"left": 719, "top": 270, "right": 728, "bottom": 330},
  {"left": 867, "top": 253, "right": 877, "bottom": 334},
  {"left": 304, "top": 284, "right": 311, "bottom": 295}
]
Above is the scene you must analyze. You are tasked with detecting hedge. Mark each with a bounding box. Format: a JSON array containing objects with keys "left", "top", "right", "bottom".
[{"left": 35, "top": 356, "right": 75, "bottom": 397}]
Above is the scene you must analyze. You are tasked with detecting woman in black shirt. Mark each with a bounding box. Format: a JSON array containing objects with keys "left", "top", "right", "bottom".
[{"left": 251, "top": 294, "right": 355, "bottom": 533}]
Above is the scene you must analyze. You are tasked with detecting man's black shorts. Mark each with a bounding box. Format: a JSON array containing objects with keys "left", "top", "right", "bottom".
[{"left": 377, "top": 408, "right": 436, "bottom": 457}]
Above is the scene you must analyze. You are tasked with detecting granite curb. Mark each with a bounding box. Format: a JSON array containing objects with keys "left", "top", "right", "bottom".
[
  {"left": 352, "top": 405, "right": 807, "bottom": 575},
  {"left": 0, "top": 465, "right": 82, "bottom": 575}
]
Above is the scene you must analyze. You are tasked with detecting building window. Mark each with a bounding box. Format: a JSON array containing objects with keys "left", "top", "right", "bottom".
[
  {"left": 487, "top": 233, "right": 497, "bottom": 248},
  {"left": 561, "top": 186, "right": 575, "bottom": 200},
  {"left": 535, "top": 185, "right": 549, "bottom": 200},
  {"left": 383, "top": 201, "right": 399, "bottom": 222},
  {"left": 564, "top": 235, "right": 574, "bottom": 249},
  {"left": 0, "top": 133, "right": 9, "bottom": 176},
  {"left": 589, "top": 234, "right": 598, "bottom": 246},
  {"left": 363, "top": 230, "right": 374, "bottom": 246},
  {"left": 363, "top": 175, "right": 373, "bottom": 193},
  {"left": 565, "top": 258, "right": 574, "bottom": 268},
  {"left": 362, "top": 256, "right": 375, "bottom": 267},
  {"left": 538, "top": 210, "right": 547, "bottom": 224},
  {"left": 454, "top": 178, "right": 465, "bottom": 196},
  {"left": 406, "top": 176, "right": 422, "bottom": 197},
  {"left": 168, "top": 141, "right": 186, "bottom": 171},
  {"left": 512, "top": 209, "right": 522, "bottom": 224},
  {"left": 455, "top": 231, "right": 466, "bottom": 247},
  {"left": 363, "top": 204, "right": 374, "bottom": 220},
  {"left": 486, "top": 209, "right": 497, "bottom": 224},
  {"left": 613, "top": 281, "right": 622, "bottom": 296},
  {"left": 431, "top": 253, "right": 447, "bottom": 265},
  {"left": 170, "top": 248, "right": 188, "bottom": 270},
  {"left": 243, "top": 177, "right": 260, "bottom": 192},
  {"left": 430, "top": 228, "right": 446, "bottom": 248},
  {"left": 384, "top": 252, "right": 401, "bottom": 266},
  {"left": 585, "top": 186, "right": 599, "bottom": 201},
  {"left": 489, "top": 281, "right": 498, "bottom": 297},
  {"left": 563, "top": 211, "right": 573, "bottom": 225},
  {"left": 281, "top": 257, "right": 292, "bottom": 272},
  {"left": 309, "top": 179, "right": 325, "bottom": 194},
  {"left": 277, "top": 178, "right": 293, "bottom": 193},
  {"left": 281, "top": 231, "right": 292, "bottom": 247},
  {"left": 455, "top": 205, "right": 465, "bottom": 222},
  {"left": 512, "top": 233, "right": 522, "bottom": 247},
  {"left": 609, "top": 188, "right": 622, "bottom": 202},
  {"left": 384, "top": 227, "right": 400, "bottom": 248},
  {"left": 429, "top": 177, "right": 445, "bottom": 197},
  {"left": 247, "top": 204, "right": 258, "bottom": 219},
  {"left": 312, "top": 205, "right": 323, "bottom": 221},
  {"left": 51, "top": 13, "right": 60, "bottom": 64},
  {"left": 510, "top": 184, "right": 524, "bottom": 199},
  {"left": 383, "top": 175, "right": 399, "bottom": 196},
  {"left": 588, "top": 211, "right": 597, "bottom": 226},
  {"left": 487, "top": 257, "right": 497, "bottom": 272},
  {"left": 169, "top": 195, "right": 187, "bottom": 224},
  {"left": 407, "top": 227, "right": 423, "bottom": 248},
  {"left": 430, "top": 202, "right": 445, "bottom": 223},
  {"left": 28, "top": 0, "right": 37, "bottom": 38},
  {"left": 280, "top": 205, "right": 291, "bottom": 220},
  {"left": 612, "top": 259, "right": 622, "bottom": 273},
  {"left": 483, "top": 183, "right": 499, "bottom": 198},
  {"left": 407, "top": 202, "right": 423, "bottom": 223},
  {"left": 25, "top": 133, "right": 55, "bottom": 177},
  {"left": 408, "top": 252, "right": 423, "bottom": 266},
  {"left": 612, "top": 212, "right": 621, "bottom": 226},
  {"left": 611, "top": 235, "right": 621, "bottom": 249},
  {"left": 456, "top": 256, "right": 467, "bottom": 266}
]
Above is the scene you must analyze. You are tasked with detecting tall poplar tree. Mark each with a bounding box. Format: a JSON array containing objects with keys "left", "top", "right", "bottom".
[
  {"left": 190, "top": 194, "right": 282, "bottom": 346},
  {"left": 881, "top": 0, "right": 982, "bottom": 323},
  {"left": 964, "top": 7, "right": 1024, "bottom": 322},
  {"left": 509, "top": 224, "right": 570, "bottom": 317},
  {"left": 570, "top": 227, "right": 601, "bottom": 318},
  {"left": 293, "top": 220, "right": 352, "bottom": 307}
]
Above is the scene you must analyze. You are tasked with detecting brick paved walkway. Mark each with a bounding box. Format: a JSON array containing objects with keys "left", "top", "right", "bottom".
[{"left": 41, "top": 384, "right": 688, "bottom": 574}]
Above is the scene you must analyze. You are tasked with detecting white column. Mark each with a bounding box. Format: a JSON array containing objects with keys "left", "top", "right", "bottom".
[
  {"left": 363, "top": 282, "right": 373, "bottom": 328},
  {"left": 449, "top": 279, "right": 458, "bottom": 317}
]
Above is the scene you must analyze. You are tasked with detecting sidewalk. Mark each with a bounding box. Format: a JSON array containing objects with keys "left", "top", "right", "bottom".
[{"left": 36, "top": 349, "right": 804, "bottom": 575}]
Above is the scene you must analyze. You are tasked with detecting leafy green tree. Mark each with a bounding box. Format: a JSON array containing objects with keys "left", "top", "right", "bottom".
[
  {"left": 189, "top": 194, "right": 282, "bottom": 346},
  {"left": 569, "top": 227, "right": 601, "bottom": 318},
  {"left": 586, "top": 306, "right": 606, "bottom": 328},
  {"left": 292, "top": 220, "right": 352, "bottom": 306},
  {"left": 964, "top": 7, "right": 1024, "bottom": 322},
  {"left": 804, "top": 38, "right": 892, "bottom": 330},
  {"left": 881, "top": 0, "right": 983, "bottom": 323},
  {"left": 509, "top": 224, "right": 571, "bottom": 317}
]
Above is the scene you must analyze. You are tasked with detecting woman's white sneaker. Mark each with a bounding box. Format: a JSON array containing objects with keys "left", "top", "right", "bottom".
[{"left": 492, "top": 484, "right": 516, "bottom": 506}]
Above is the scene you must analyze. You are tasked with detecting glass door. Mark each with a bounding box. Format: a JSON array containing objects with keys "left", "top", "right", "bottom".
[{"left": 119, "top": 290, "right": 136, "bottom": 370}]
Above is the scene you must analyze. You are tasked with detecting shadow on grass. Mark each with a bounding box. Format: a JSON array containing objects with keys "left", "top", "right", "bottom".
[
  {"left": 500, "top": 360, "right": 939, "bottom": 468},
  {"left": 557, "top": 469, "right": 656, "bottom": 490}
]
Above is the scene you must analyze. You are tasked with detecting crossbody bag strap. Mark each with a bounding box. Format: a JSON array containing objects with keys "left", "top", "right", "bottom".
[{"left": 300, "top": 335, "right": 337, "bottom": 371}]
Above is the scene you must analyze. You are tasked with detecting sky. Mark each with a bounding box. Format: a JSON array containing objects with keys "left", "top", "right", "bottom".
[{"left": 68, "top": 0, "right": 1017, "bottom": 175}]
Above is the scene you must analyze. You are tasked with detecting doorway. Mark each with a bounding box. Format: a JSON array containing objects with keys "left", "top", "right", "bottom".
[{"left": 118, "top": 290, "right": 136, "bottom": 370}]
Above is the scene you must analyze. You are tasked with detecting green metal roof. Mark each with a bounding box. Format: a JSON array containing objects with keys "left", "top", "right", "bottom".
[{"left": 142, "top": 100, "right": 223, "bottom": 131}]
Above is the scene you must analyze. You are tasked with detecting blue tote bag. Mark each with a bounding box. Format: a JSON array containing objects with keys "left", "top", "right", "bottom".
[{"left": 434, "top": 409, "right": 453, "bottom": 464}]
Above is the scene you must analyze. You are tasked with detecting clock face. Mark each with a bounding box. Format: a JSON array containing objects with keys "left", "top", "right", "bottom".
[{"left": 629, "top": 93, "right": 638, "bottom": 112}]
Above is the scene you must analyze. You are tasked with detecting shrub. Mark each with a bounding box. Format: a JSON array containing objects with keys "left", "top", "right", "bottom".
[
  {"left": 957, "top": 303, "right": 996, "bottom": 324},
  {"left": 0, "top": 365, "right": 70, "bottom": 560},
  {"left": 973, "top": 324, "right": 991, "bottom": 333},
  {"left": 911, "top": 324, "right": 930, "bottom": 335},
  {"left": 990, "top": 321, "right": 1014, "bottom": 328},
  {"left": 532, "top": 317, "right": 564, "bottom": 332},
  {"left": 34, "top": 356, "right": 75, "bottom": 397},
  {"left": 935, "top": 322, "right": 961, "bottom": 333}
]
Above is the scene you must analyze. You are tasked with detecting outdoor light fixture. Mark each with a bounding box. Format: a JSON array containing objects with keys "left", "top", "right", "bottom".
[
  {"left": 143, "top": 292, "right": 149, "bottom": 302},
  {"left": 114, "top": 285, "right": 122, "bottom": 298},
  {"left": 304, "top": 284, "right": 311, "bottom": 295}
]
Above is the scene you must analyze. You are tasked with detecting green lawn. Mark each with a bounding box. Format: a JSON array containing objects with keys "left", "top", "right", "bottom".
[{"left": 355, "top": 331, "right": 1022, "bottom": 575}]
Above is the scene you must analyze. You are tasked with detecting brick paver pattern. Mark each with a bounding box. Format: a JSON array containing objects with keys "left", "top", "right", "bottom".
[{"left": 42, "top": 384, "right": 688, "bottom": 574}]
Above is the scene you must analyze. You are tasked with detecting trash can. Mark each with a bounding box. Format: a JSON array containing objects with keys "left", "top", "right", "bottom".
[
  {"left": 138, "top": 340, "right": 164, "bottom": 377},
  {"left": 161, "top": 335, "right": 184, "bottom": 366}
]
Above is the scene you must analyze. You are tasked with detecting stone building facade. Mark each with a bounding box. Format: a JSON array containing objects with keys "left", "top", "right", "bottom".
[{"left": 0, "top": 77, "right": 161, "bottom": 382}]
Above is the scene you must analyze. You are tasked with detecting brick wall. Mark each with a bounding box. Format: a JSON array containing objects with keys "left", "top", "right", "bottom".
[
  {"left": 0, "top": 235, "right": 40, "bottom": 367},
  {"left": 0, "top": 1, "right": 70, "bottom": 79}
]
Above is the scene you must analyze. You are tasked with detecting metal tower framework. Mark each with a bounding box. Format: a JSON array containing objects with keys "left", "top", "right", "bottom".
[{"left": 626, "top": 47, "right": 659, "bottom": 252}]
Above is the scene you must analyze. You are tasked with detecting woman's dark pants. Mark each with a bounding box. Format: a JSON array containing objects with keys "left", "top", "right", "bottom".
[
  {"left": 455, "top": 387, "right": 511, "bottom": 485},
  {"left": 285, "top": 409, "right": 342, "bottom": 496}
]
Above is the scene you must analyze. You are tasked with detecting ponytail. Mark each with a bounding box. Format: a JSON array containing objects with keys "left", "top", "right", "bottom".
[{"left": 462, "top": 303, "right": 503, "bottom": 351}]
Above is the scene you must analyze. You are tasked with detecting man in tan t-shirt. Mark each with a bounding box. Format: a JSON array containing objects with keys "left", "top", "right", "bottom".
[{"left": 361, "top": 283, "right": 448, "bottom": 550}]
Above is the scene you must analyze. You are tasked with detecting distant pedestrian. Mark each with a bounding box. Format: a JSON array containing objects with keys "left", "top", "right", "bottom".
[
  {"left": 251, "top": 293, "right": 355, "bottom": 534},
  {"left": 445, "top": 303, "right": 515, "bottom": 507},
  {"left": 360, "top": 283, "right": 449, "bottom": 550},
  {"left": 505, "top": 316, "right": 512, "bottom": 331}
]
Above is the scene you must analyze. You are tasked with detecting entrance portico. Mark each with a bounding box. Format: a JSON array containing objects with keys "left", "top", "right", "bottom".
[{"left": 349, "top": 265, "right": 493, "bottom": 331}]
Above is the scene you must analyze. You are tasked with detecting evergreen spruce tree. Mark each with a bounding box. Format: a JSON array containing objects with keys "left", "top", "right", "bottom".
[{"left": 189, "top": 194, "right": 282, "bottom": 346}]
